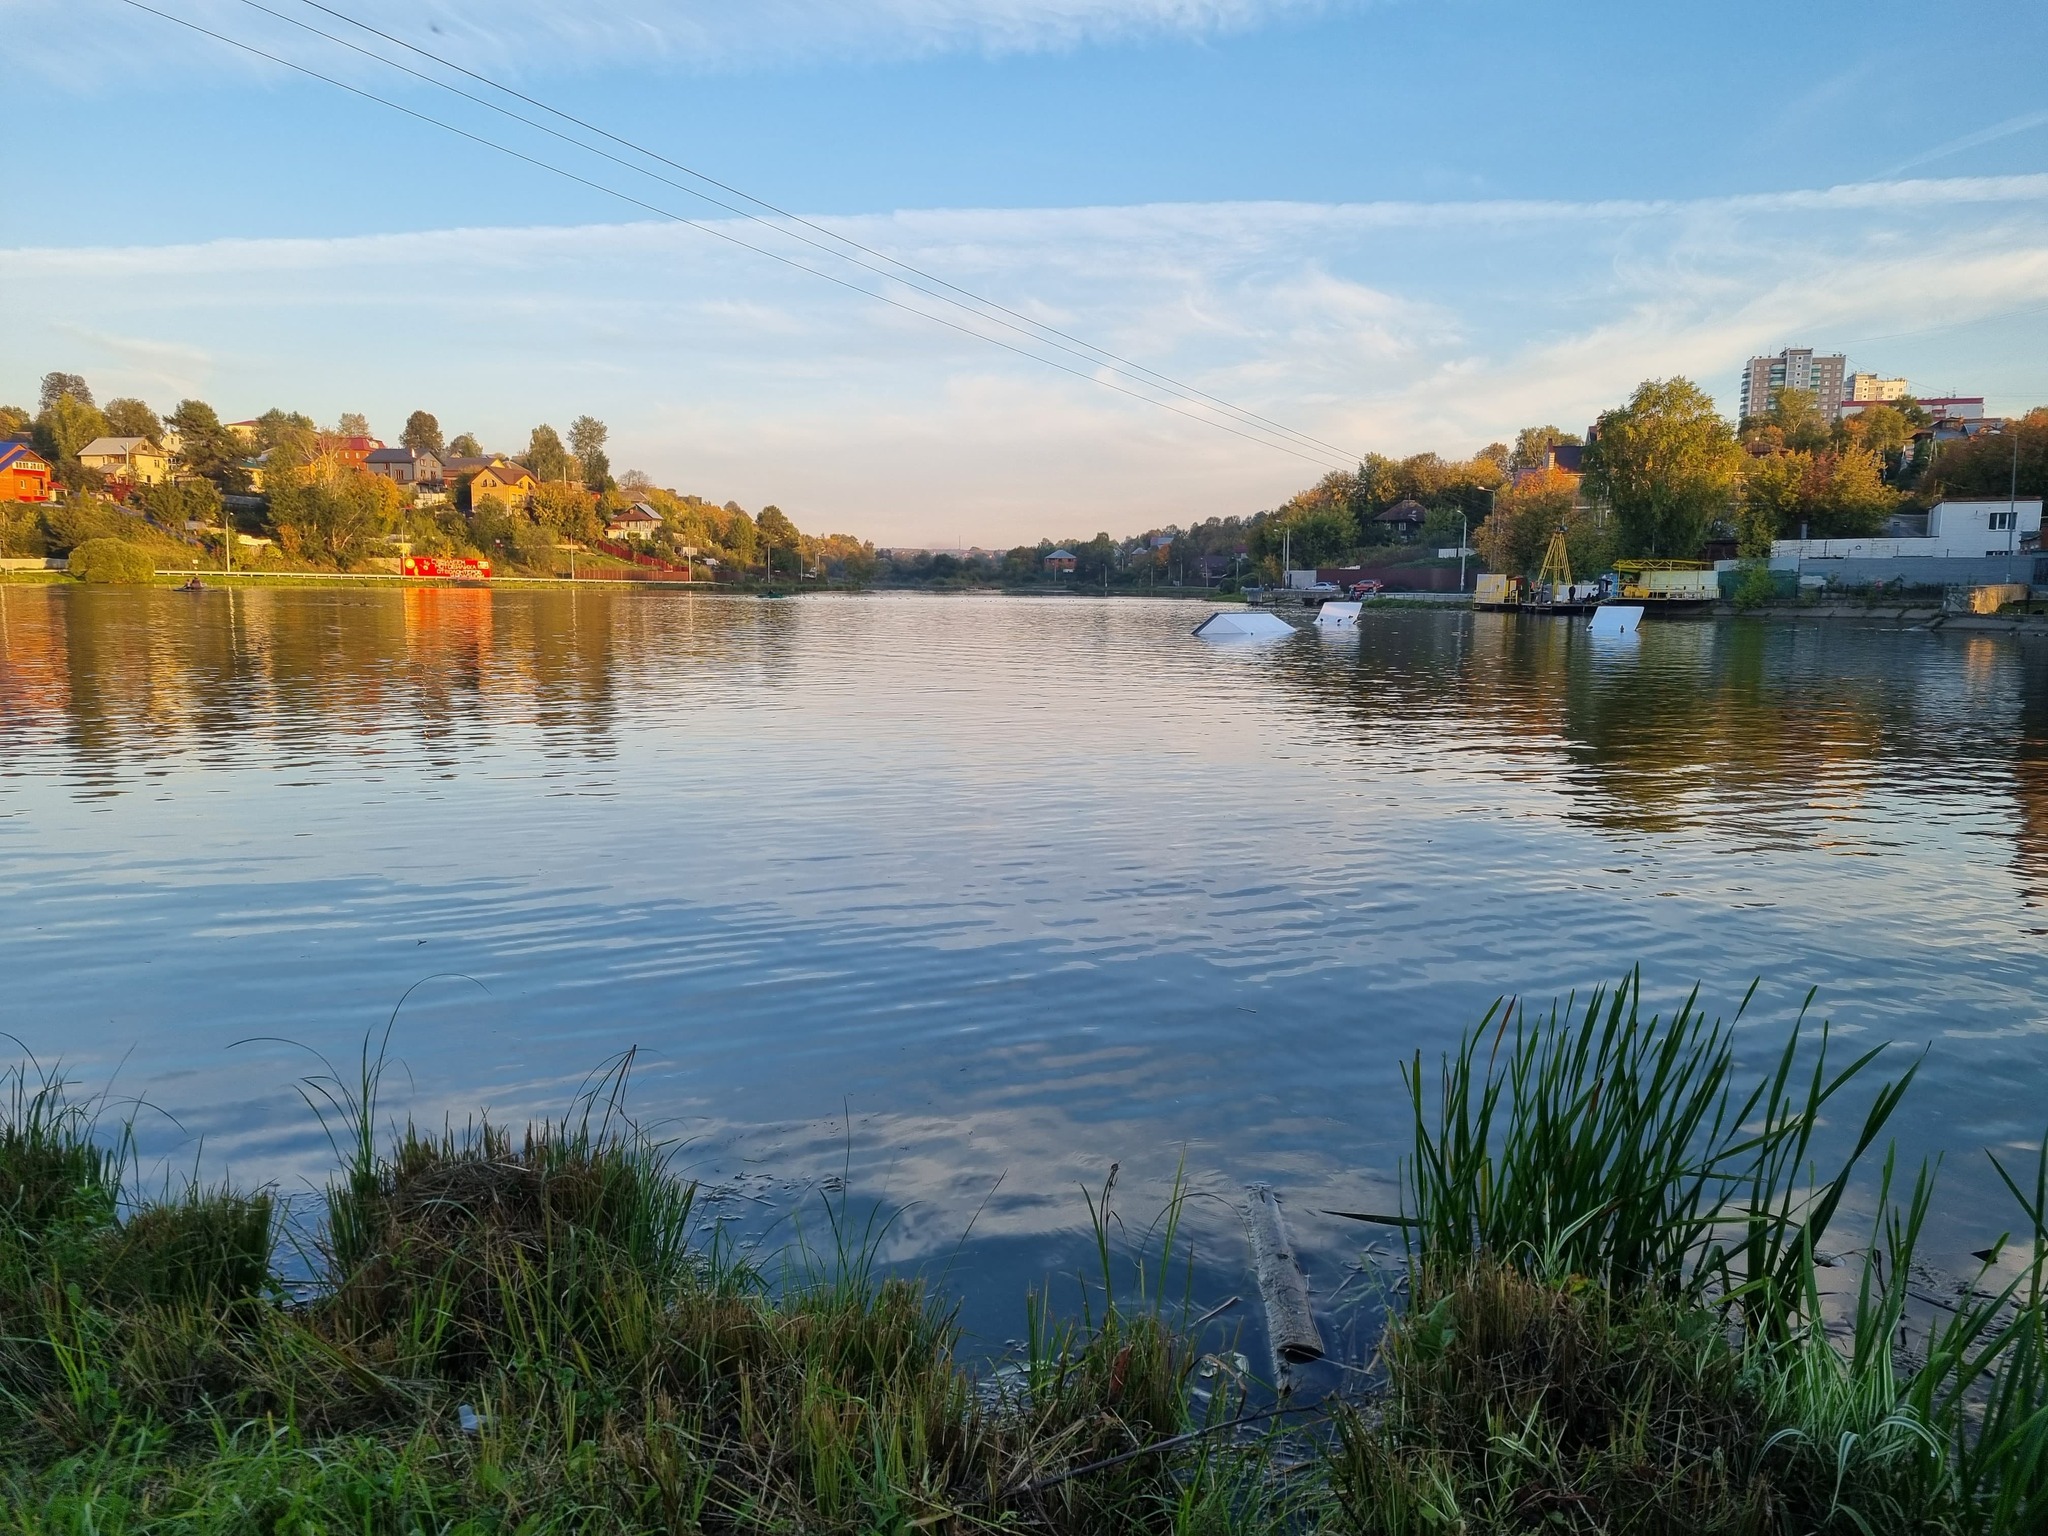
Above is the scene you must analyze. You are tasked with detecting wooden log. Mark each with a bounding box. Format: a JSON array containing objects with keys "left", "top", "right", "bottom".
[{"left": 1244, "top": 1183, "right": 1324, "bottom": 1366}]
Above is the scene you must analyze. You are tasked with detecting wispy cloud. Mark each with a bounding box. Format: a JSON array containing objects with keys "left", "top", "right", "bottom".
[
  {"left": 4, "top": 174, "right": 2046, "bottom": 543},
  {"left": 1883, "top": 109, "right": 2048, "bottom": 177},
  {"left": 18, "top": 0, "right": 1341, "bottom": 80}
]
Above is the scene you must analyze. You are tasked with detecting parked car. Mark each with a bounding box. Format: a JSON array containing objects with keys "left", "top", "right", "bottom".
[{"left": 1347, "top": 579, "right": 1384, "bottom": 599}]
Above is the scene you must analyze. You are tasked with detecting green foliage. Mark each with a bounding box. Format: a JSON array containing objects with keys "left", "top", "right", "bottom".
[
  {"left": 447, "top": 431, "right": 481, "bottom": 458},
  {"left": 33, "top": 394, "right": 110, "bottom": 465},
  {"left": 0, "top": 405, "right": 30, "bottom": 438},
  {"left": 66, "top": 538, "right": 158, "bottom": 585},
  {"left": 1732, "top": 562, "right": 1779, "bottom": 610},
  {"left": 1930, "top": 406, "right": 2048, "bottom": 501},
  {"left": 138, "top": 478, "right": 222, "bottom": 533},
  {"left": 526, "top": 423, "right": 569, "bottom": 483},
  {"left": 400, "top": 410, "right": 443, "bottom": 456},
  {"left": 1584, "top": 377, "right": 1744, "bottom": 558},
  {"left": 335, "top": 411, "right": 370, "bottom": 439},
  {"left": 268, "top": 468, "right": 399, "bottom": 568},
  {"left": 568, "top": 415, "right": 610, "bottom": 490},
  {"left": 100, "top": 399, "right": 162, "bottom": 442},
  {"left": 1740, "top": 447, "right": 1897, "bottom": 550},
  {"left": 1508, "top": 424, "right": 1582, "bottom": 472},
  {"left": 164, "top": 400, "right": 245, "bottom": 491},
  {"left": 38, "top": 373, "right": 92, "bottom": 412}
]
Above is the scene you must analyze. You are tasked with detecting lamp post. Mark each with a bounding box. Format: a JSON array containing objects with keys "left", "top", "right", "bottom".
[{"left": 2009, "top": 418, "right": 2021, "bottom": 585}]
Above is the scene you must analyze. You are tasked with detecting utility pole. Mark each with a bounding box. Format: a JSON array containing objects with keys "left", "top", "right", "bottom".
[
  {"left": 2010, "top": 420, "right": 2021, "bottom": 584},
  {"left": 1457, "top": 510, "right": 1467, "bottom": 594}
]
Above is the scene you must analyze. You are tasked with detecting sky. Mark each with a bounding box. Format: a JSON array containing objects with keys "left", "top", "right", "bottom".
[{"left": 4, "top": 0, "right": 2047, "bottom": 545}]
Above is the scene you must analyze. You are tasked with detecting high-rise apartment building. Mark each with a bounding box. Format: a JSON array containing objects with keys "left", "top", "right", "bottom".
[
  {"left": 1848, "top": 372, "right": 1909, "bottom": 403},
  {"left": 1739, "top": 348, "right": 1848, "bottom": 420}
]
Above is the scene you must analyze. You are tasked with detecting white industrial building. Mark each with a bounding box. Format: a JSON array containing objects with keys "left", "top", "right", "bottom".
[{"left": 1771, "top": 499, "right": 2041, "bottom": 563}]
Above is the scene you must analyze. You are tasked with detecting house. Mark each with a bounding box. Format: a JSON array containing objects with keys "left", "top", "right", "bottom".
[
  {"left": 606, "top": 502, "right": 663, "bottom": 541},
  {"left": 0, "top": 442, "right": 54, "bottom": 503},
  {"left": 364, "top": 446, "right": 444, "bottom": 487},
  {"left": 223, "top": 420, "right": 261, "bottom": 444},
  {"left": 1045, "top": 548, "right": 1077, "bottom": 573},
  {"left": 327, "top": 435, "right": 382, "bottom": 469},
  {"left": 76, "top": 436, "right": 171, "bottom": 486},
  {"left": 468, "top": 459, "right": 538, "bottom": 505},
  {"left": 1374, "top": 499, "right": 1428, "bottom": 540},
  {"left": 1772, "top": 498, "right": 2042, "bottom": 562}
]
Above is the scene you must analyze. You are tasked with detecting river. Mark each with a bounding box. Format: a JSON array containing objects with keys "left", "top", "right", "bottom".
[{"left": 1, "top": 585, "right": 2043, "bottom": 1356}]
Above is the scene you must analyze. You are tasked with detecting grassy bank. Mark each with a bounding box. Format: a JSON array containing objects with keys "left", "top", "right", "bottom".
[{"left": 5, "top": 979, "right": 2047, "bottom": 1532}]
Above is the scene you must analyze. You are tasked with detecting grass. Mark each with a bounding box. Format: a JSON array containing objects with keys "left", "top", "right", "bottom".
[{"left": 6, "top": 975, "right": 2048, "bottom": 1532}]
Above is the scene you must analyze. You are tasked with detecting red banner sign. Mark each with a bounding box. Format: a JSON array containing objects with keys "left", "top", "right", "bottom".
[{"left": 401, "top": 555, "right": 492, "bottom": 580}]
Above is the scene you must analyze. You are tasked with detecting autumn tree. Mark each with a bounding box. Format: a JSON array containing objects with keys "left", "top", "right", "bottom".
[
  {"left": 1472, "top": 465, "right": 1603, "bottom": 575},
  {"left": 335, "top": 412, "right": 371, "bottom": 439},
  {"left": 757, "top": 504, "right": 800, "bottom": 572},
  {"left": 402, "top": 411, "right": 444, "bottom": 456},
  {"left": 0, "top": 405, "right": 30, "bottom": 437},
  {"left": 268, "top": 460, "right": 400, "bottom": 567},
  {"left": 1583, "top": 378, "right": 1743, "bottom": 558},
  {"left": 103, "top": 398, "right": 163, "bottom": 441},
  {"left": 1928, "top": 407, "right": 2048, "bottom": 500},
  {"left": 34, "top": 394, "right": 110, "bottom": 465},
  {"left": 448, "top": 432, "right": 482, "bottom": 458},
  {"left": 531, "top": 482, "right": 599, "bottom": 544}
]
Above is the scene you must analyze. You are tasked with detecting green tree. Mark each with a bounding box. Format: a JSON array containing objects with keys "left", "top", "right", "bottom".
[
  {"left": 35, "top": 394, "right": 110, "bottom": 464},
  {"left": 1509, "top": 425, "right": 1583, "bottom": 472},
  {"left": 568, "top": 416, "right": 610, "bottom": 491},
  {"left": 526, "top": 424, "right": 569, "bottom": 483},
  {"left": 268, "top": 465, "right": 399, "bottom": 568},
  {"left": 67, "top": 537, "right": 157, "bottom": 584},
  {"left": 1583, "top": 378, "right": 1743, "bottom": 558},
  {"left": 1737, "top": 452, "right": 1803, "bottom": 557},
  {"left": 140, "top": 477, "right": 224, "bottom": 533},
  {"left": 448, "top": 432, "right": 482, "bottom": 458},
  {"left": 1472, "top": 465, "right": 1600, "bottom": 575},
  {"left": 402, "top": 411, "right": 444, "bottom": 456},
  {"left": 1249, "top": 502, "right": 1354, "bottom": 570},
  {"left": 1762, "top": 387, "right": 1831, "bottom": 452},
  {"left": 0, "top": 405, "right": 30, "bottom": 438},
  {"left": 335, "top": 412, "right": 371, "bottom": 439},
  {"left": 532, "top": 482, "right": 599, "bottom": 544},
  {"left": 165, "top": 400, "right": 246, "bottom": 490},
  {"left": 757, "top": 504, "right": 800, "bottom": 565},
  {"left": 103, "top": 398, "right": 163, "bottom": 441},
  {"left": 1927, "top": 407, "right": 2048, "bottom": 500},
  {"left": 722, "top": 505, "right": 758, "bottom": 566},
  {"left": 39, "top": 372, "right": 93, "bottom": 412}
]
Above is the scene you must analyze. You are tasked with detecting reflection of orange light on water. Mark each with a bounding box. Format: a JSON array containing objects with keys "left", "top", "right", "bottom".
[
  {"left": 0, "top": 587, "right": 70, "bottom": 722},
  {"left": 403, "top": 587, "right": 493, "bottom": 659}
]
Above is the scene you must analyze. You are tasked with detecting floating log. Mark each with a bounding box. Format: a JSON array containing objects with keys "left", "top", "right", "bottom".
[{"left": 1244, "top": 1184, "right": 1324, "bottom": 1367}]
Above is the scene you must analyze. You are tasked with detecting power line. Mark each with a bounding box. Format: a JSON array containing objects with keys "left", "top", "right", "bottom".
[
  {"left": 113, "top": 0, "right": 1359, "bottom": 475},
  {"left": 225, "top": 0, "right": 1346, "bottom": 468},
  {"left": 282, "top": 0, "right": 1363, "bottom": 466}
]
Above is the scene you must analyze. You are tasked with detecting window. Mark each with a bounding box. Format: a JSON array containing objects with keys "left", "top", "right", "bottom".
[{"left": 1990, "top": 511, "right": 2016, "bottom": 531}]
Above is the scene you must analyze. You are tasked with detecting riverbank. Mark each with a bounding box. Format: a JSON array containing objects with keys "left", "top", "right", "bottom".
[{"left": 6, "top": 977, "right": 2046, "bottom": 1533}]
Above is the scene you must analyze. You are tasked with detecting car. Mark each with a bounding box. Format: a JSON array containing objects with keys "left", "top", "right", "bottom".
[{"left": 1347, "top": 579, "right": 1384, "bottom": 599}]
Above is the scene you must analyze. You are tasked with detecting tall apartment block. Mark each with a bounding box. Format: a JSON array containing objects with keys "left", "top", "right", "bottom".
[
  {"left": 1847, "top": 372, "right": 1909, "bottom": 403},
  {"left": 1739, "top": 348, "right": 1847, "bottom": 420}
]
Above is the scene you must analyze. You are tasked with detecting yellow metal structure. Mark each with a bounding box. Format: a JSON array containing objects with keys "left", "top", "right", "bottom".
[
  {"left": 1535, "top": 526, "right": 1573, "bottom": 596},
  {"left": 1612, "top": 557, "right": 1715, "bottom": 602}
]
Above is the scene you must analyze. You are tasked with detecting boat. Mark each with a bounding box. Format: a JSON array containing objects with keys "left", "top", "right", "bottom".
[
  {"left": 1472, "top": 527, "right": 1601, "bottom": 615},
  {"left": 1612, "top": 559, "right": 1718, "bottom": 612},
  {"left": 178, "top": 577, "right": 206, "bottom": 592}
]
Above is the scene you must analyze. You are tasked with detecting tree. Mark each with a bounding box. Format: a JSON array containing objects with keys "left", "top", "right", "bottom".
[
  {"left": 336, "top": 412, "right": 371, "bottom": 439},
  {"left": 0, "top": 405, "right": 30, "bottom": 438},
  {"left": 1249, "top": 501, "right": 1354, "bottom": 571},
  {"left": 140, "top": 477, "right": 223, "bottom": 534},
  {"left": 1928, "top": 407, "right": 2048, "bottom": 500},
  {"left": 531, "top": 482, "right": 599, "bottom": 543},
  {"left": 526, "top": 424, "right": 569, "bottom": 482},
  {"left": 268, "top": 461, "right": 399, "bottom": 567},
  {"left": 1737, "top": 453, "right": 1803, "bottom": 558},
  {"left": 103, "top": 398, "right": 163, "bottom": 441},
  {"left": 1759, "top": 387, "right": 1830, "bottom": 452},
  {"left": 448, "top": 432, "right": 481, "bottom": 458},
  {"left": 34, "top": 394, "right": 110, "bottom": 465},
  {"left": 1736, "top": 445, "right": 1896, "bottom": 552},
  {"left": 40, "top": 373, "right": 93, "bottom": 412},
  {"left": 402, "top": 411, "right": 444, "bottom": 456},
  {"left": 1509, "top": 425, "right": 1582, "bottom": 472},
  {"left": 1472, "top": 465, "right": 1601, "bottom": 575},
  {"left": 722, "top": 505, "right": 758, "bottom": 565},
  {"left": 567, "top": 416, "right": 610, "bottom": 491},
  {"left": 1582, "top": 378, "right": 1743, "bottom": 558},
  {"left": 165, "top": 400, "right": 246, "bottom": 490},
  {"left": 255, "top": 409, "right": 317, "bottom": 457}
]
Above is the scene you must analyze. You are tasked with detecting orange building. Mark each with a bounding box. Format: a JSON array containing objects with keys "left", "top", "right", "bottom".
[{"left": 0, "top": 442, "right": 54, "bottom": 503}]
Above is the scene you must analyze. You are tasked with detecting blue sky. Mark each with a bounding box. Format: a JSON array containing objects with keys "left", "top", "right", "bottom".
[{"left": 5, "top": 0, "right": 2047, "bottom": 543}]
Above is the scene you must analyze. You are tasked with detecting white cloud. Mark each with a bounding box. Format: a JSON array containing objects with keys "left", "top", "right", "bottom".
[
  {"left": 14, "top": 0, "right": 1339, "bottom": 81},
  {"left": 5, "top": 175, "right": 2047, "bottom": 544}
]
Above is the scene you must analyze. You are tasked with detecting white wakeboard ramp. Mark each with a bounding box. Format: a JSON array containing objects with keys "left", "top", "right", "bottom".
[
  {"left": 1193, "top": 609, "right": 1296, "bottom": 640},
  {"left": 1589, "top": 605, "right": 1643, "bottom": 636},
  {"left": 1315, "top": 602, "right": 1362, "bottom": 628}
]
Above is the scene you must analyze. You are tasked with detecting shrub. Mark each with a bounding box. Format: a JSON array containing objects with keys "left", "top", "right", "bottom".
[{"left": 66, "top": 538, "right": 157, "bottom": 585}]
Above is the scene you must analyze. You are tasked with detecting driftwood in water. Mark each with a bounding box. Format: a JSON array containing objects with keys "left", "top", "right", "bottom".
[{"left": 1244, "top": 1183, "right": 1324, "bottom": 1368}]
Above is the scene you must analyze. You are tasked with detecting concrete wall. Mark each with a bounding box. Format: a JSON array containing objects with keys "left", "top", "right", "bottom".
[{"left": 1774, "top": 554, "right": 2048, "bottom": 590}]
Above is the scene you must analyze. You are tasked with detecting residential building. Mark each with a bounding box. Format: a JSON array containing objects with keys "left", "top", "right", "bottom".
[
  {"left": 1510, "top": 442, "right": 1584, "bottom": 488},
  {"left": 364, "top": 446, "right": 443, "bottom": 487},
  {"left": 1740, "top": 348, "right": 1847, "bottom": 421},
  {"left": 1375, "top": 498, "right": 1428, "bottom": 540},
  {"left": 469, "top": 460, "right": 537, "bottom": 504},
  {"left": 75, "top": 436, "right": 171, "bottom": 485},
  {"left": 0, "top": 442, "right": 54, "bottom": 503},
  {"left": 326, "top": 434, "right": 382, "bottom": 469},
  {"left": 1847, "top": 373, "right": 1909, "bottom": 403},
  {"left": 606, "top": 502, "right": 663, "bottom": 541},
  {"left": 223, "top": 420, "right": 261, "bottom": 444},
  {"left": 1045, "top": 549, "right": 1077, "bottom": 573}
]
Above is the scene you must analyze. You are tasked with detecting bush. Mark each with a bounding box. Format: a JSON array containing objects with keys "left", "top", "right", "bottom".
[{"left": 66, "top": 538, "right": 157, "bottom": 585}]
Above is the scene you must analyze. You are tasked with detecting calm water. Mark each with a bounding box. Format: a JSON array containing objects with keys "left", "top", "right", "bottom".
[{"left": 2, "top": 586, "right": 2045, "bottom": 1353}]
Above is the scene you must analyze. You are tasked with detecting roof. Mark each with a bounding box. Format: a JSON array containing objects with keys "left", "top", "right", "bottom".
[
  {"left": 475, "top": 461, "right": 536, "bottom": 483},
  {"left": 440, "top": 455, "right": 498, "bottom": 473},
  {"left": 610, "top": 504, "right": 661, "bottom": 524},
  {"left": 76, "top": 436, "right": 159, "bottom": 457},
  {"left": 1046, "top": 548, "right": 1076, "bottom": 559},
  {"left": 0, "top": 442, "right": 48, "bottom": 472},
  {"left": 365, "top": 446, "right": 438, "bottom": 464},
  {"left": 1375, "top": 498, "right": 1428, "bottom": 523},
  {"left": 1547, "top": 444, "right": 1584, "bottom": 472}
]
